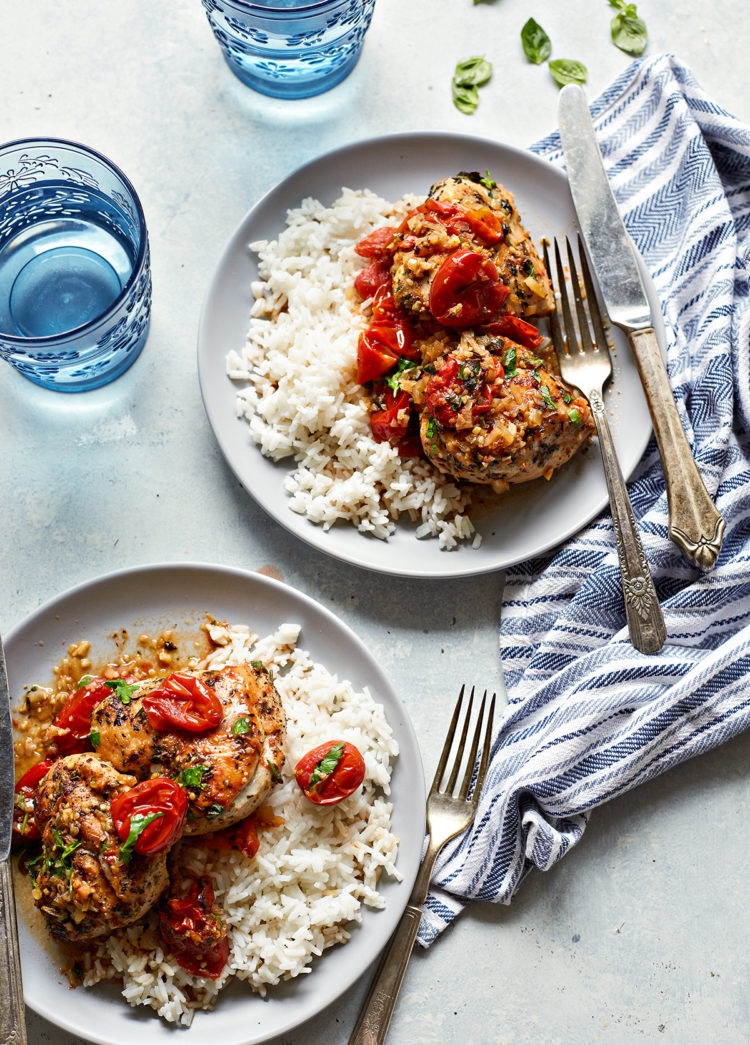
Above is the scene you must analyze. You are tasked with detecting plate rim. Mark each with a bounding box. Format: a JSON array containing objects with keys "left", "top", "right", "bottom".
[
  {"left": 7, "top": 560, "right": 425, "bottom": 1045},
  {"left": 197, "top": 131, "right": 664, "bottom": 579}
]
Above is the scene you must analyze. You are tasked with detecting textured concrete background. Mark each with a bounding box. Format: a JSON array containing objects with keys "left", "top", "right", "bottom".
[{"left": 1, "top": 0, "right": 749, "bottom": 1042}]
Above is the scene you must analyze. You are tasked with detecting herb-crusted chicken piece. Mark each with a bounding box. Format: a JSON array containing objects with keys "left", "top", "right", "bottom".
[
  {"left": 91, "top": 664, "right": 286, "bottom": 835},
  {"left": 409, "top": 331, "right": 594, "bottom": 492},
  {"left": 390, "top": 171, "right": 555, "bottom": 325},
  {"left": 32, "top": 753, "right": 170, "bottom": 942}
]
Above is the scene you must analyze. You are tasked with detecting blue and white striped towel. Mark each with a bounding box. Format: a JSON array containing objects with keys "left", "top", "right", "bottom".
[{"left": 419, "top": 53, "right": 750, "bottom": 946}]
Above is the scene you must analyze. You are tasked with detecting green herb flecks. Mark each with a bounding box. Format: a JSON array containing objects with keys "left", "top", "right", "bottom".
[
  {"left": 119, "top": 811, "right": 164, "bottom": 865},
  {"left": 89, "top": 730, "right": 100, "bottom": 749},
  {"left": 452, "top": 56, "right": 493, "bottom": 115},
  {"left": 251, "top": 660, "right": 264, "bottom": 671},
  {"left": 77, "top": 676, "right": 93, "bottom": 689},
  {"left": 267, "top": 759, "right": 282, "bottom": 782},
  {"left": 539, "top": 384, "right": 557, "bottom": 410},
  {"left": 609, "top": 0, "right": 647, "bottom": 55},
  {"left": 562, "top": 391, "right": 573, "bottom": 405},
  {"left": 480, "top": 170, "right": 497, "bottom": 193},
  {"left": 425, "top": 416, "right": 437, "bottom": 440},
  {"left": 105, "top": 678, "right": 140, "bottom": 705},
  {"left": 385, "top": 358, "right": 417, "bottom": 393},
  {"left": 549, "top": 59, "right": 588, "bottom": 88},
  {"left": 310, "top": 742, "right": 345, "bottom": 789},
  {"left": 568, "top": 408, "right": 582, "bottom": 426},
  {"left": 179, "top": 765, "right": 210, "bottom": 790},
  {"left": 503, "top": 347, "right": 518, "bottom": 379},
  {"left": 206, "top": 803, "right": 224, "bottom": 820},
  {"left": 521, "top": 18, "right": 551, "bottom": 64},
  {"left": 232, "top": 717, "right": 251, "bottom": 737}
]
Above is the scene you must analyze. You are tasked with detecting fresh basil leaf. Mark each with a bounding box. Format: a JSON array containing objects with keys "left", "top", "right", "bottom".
[
  {"left": 452, "top": 79, "right": 479, "bottom": 115},
  {"left": 454, "top": 55, "right": 493, "bottom": 88},
  {"left": 310, "top": 742, "right": 345, "bottom": 788},
  {"left": 425, "top": 416, "right": 437, "bottom": 439},
  {"left": 267, "top": 759, "right": 282, "bottom": 782},
  {"left": 562, "top": 391, "right": 573, "bottom": 404},
  {"left": 119, "top": 811, "right": 163, "bottom": 864},
  {"left": 232, "top": 717, "right": 250, "bottom": 736},
  {"left": 77, "top": 676, "right": 93, "bottom": 689},
  {"left": 549, "top": 59, "right": 588, "bottom": 88},
  {"left": 539, "top": 384, "right": 556, "bottom": 409},
  {"left": 89, "top": 730, "right": 100, "bottom": 749},
  {"left": 480, "top": 170, "right": 497, "bottom": 192},
  {"left": 521, "top": 18, "right": 551, "bottom": 64},
  {"left": 568, "top": 408, "right": 582, "bottom": 426},
  {"left": 610, "top": 10, "right": 647, "bottom": 55},
  {"left": 105, "top": 678, "right": 140, "bottom": 705},
  {"left": 179, "top": 765, "right": 209, "bottom": 789},
  {"left": 502, "top": 347, "right": 518, "bottom": 378}
]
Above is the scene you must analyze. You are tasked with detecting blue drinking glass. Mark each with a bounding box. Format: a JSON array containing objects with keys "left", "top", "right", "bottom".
[
  {"left": 0, "top": 138, "right": 151, "bottom": 392},
  {"left": 201, "top": 0, "right": 377, "bottom": 99}
]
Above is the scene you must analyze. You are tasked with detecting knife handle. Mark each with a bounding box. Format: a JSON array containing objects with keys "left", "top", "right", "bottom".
[
  {"left": 0, "top": 859, "right": 27, "bottom": 1045},
  {"left": 627, "top": 328, "right": 725, "bottom": 571}
]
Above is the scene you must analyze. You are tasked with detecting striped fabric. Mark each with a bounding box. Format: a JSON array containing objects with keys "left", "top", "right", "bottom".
[{"left": 419, "top": 54, "right": 750, "bottom": 946}]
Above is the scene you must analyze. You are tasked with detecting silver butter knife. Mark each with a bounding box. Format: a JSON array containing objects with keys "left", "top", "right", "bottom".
[
  {"left": 558, "top": 83, "right": 725, "bottom": 571},
  {"left": 0, "top": 634, "right": 28, "bottom": 1045}
]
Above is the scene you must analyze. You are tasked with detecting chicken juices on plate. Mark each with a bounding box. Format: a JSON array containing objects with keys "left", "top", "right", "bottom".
[
  {"left": 409, "top": 331, "right": 594, "bottom": 492},
  {"left": 91, "top": 663, "right": 286, "bottom": 834},
  {"left": 31, "top": 753, "right": 174, "bottom": 942}
]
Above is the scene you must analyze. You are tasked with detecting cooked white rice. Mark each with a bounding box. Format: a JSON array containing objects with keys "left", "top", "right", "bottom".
[
  {"left": 227, "top": 187, "right": 480, "bottom": 550},
  {"left": 81, "top": 621, "right": 401, "bottom": 1025}
]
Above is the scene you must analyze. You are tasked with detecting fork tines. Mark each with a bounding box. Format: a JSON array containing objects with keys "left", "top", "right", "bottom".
[
  {"left": 433, "top": 684, "right": 496, "bottom": 803},
  {"left": 543, "top": 234, "right": 610, "bottom": 357}
]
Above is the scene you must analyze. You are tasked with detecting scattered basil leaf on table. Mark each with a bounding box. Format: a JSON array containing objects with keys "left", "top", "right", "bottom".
[
  {"left": 549, "top": 59, "right": 588, "bottom": 88},
  {"left": 609, "top": 0, "right": 647, "bottom": 55},
  {"left": 520, "top": 18, "right": 551, "bottom": 64},
  {"left": 452, "top": 56, "right": 493, "bottom": 114}
]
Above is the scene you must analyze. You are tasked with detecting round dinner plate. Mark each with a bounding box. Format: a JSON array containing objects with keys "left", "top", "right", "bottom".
[
  {"left": 6, "top": 562, "right": 425, "bottom": 1045},
  {"left": 198, "top": 131, "right": 666, "bottom": 578}
]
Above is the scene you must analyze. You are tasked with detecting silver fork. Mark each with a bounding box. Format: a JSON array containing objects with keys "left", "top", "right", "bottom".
[
  {"left": 544, "top": 235, "right": 666, "bottom": 655},
  {"left": 348, "top": 685, "right": 496, "bottom": 1045}
]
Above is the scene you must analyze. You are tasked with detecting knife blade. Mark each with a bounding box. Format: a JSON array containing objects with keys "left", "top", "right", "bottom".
[
  {"left": 558, "top": 83, "right": 725, "bottom": 572},
  {"left": 0, "top": 631, "right": 28, "bottom": 1045}
]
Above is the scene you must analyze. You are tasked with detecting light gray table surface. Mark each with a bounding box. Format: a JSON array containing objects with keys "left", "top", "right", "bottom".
[{"left": 2, "top": 1, "right": 749, "bottom": 1043}]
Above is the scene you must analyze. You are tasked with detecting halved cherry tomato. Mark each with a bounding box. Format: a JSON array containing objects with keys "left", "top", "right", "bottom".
[
  {"left": 12, "top": 760, "right": 53, "bottom": 841},
  {"left": 354, "top": 225, "right": 397, "bottom": 258},
  {"left": 483, "top": 314, "right": 544, "bottom": 350},
  {"left": 199, "top": 815, "right": 260, "bottom": 858},
  {"left": 354, "top": 256, "right": 392, "bottom": 300},
  {"left": 53, "top": 676, "right": 111, "bottom": 754},
  {"left": 110, "top": 777, "right": 188, "bottom": 858},
  {"left": 159, "top": 876, "right": 229, "bottom": 979},
  {"left": 356, "top": 329, "right": 399, "bottom": 384},
  {"left": 142, "top": 672, "right": 223, "bottom": 733},
  {"left": 369, "top": 388, "right": 413, "bottom": 447},
  {"left": 416, "top": 199, "right": 505, "bottom": 245},
  {"left": 424, "top": 356, "right": 494, "bottom": 428},
  {"left": 294, "top": 740, "right": 366, "bottom": 806},
  {"left": 429, "top": 251, "right": 509, "bottom": 327}
]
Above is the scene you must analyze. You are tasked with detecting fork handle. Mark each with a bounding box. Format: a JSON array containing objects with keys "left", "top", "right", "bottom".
[
  {"left": 589, "top": 389, "right": 667, "bottom": 654},
  {"left": 627, "top": 328, "right": 725, "bottom": 570},
  {"left": 0, "top": 859, "right": 27, "bottom": 1045}
]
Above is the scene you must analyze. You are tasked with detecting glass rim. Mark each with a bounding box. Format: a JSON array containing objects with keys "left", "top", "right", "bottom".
[
  {"left": 209, "top": 0, "right": 368, "bottom": 14},
  {"left": 0, "top": 135, "right": 149, "bottom": 347}
]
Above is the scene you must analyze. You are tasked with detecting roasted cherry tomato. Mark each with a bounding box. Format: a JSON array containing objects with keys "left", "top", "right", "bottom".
[
  {"left": 483, "top": 314, "right": 544, "bottom": 350},
  {"left": 159, "top": 876, "right": 229, "bottom": 979},
  {"left": 53, "top": 676, "right": 111, "bottom": 754},
  {"left": 354, "top": 225, "right": 397, "bottom": 258},
  {"left": 424, "top": 357, "right": 493, "bottom": 428},
  {"left": 142, "top": 672, "right": 223, "bottom": 733},
  {"left": 110, "top": 777, "right": 188, "bottom": 858},
  {"left": 354, "top": 256, "right": 392, "bottom": 300},
  {"left": 416, "top": 199, "right": 505, "bottom": 245},
  {"left": 356, "top": 329, "right": 399, "bottom": 384},
  {"left": 200, "top": 815, "right": 261, "bottom": 859},
  {"left": 294, "top": 740, "right": 366, "bottom": 806},
  {"left": 369, "top": 388, "right": 414, "bottom": 448},
  {"left": 429, "top": 250, "right": 509, "bottom": 327},
  {"left": 12, "top": 760, "right": 53, "bottom": 841}
]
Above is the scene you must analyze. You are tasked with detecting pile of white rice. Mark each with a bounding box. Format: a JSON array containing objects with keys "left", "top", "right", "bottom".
[
  {"left": 82, "top": 621, "right": 401, "bottom": 1025},
  {"left": 226, "top": 187, "right": 480, "bottom": 550}
]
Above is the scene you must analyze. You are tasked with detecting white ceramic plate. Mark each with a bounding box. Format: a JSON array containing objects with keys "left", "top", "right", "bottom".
[
  {"left": 6, "top": 562, "right": 424, "bottom": 1045},
  {"left": 198, "top": 132, "right": 665, "bottom": 578}
]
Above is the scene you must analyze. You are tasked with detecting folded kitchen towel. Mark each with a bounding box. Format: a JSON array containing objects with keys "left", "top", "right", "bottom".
[{"left": 419, "top": 53, "right": 750, "bottom": 946}]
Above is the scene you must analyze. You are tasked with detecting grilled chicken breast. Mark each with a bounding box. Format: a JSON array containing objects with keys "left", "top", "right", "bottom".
[
  {"left": 91, "top": 664, "right": 286, "bottom": 835},
  {"left": 33, "top": 753, "right": 169, "bottom": 942},
  {"left": 412, "top": 331, "right": 594, "bottom": 492},
  {"left": 390, "top": 172, "right": 555, "bottom": 323}
]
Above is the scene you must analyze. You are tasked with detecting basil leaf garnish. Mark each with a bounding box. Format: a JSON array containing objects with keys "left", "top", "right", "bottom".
[
  {"left": 539, "top": 384, "right": 556, "bottom": 409},
  {"left": 232, "top": 717, "right": 250, "bottom": 736},
  {"left": 309, "top": 742, "right": 345, "bottom": 788},
  {"left": 119, "top": 811, "right": 164, "bottom": 864},
  {"left": 105, "top": 678, "right": 140, "bottom": 705}
]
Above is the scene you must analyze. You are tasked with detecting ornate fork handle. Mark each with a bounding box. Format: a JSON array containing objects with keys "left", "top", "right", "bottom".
[
  {"left": 628, "top": 328, "right": 725, "bottom": 571},
  {"left": 588, "top": 388, "right": 667, "bottom": 655},
  {"left": 0, "top": 859, "right": 27, "bottom": 1045}
]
